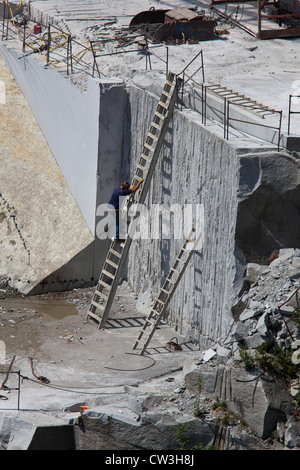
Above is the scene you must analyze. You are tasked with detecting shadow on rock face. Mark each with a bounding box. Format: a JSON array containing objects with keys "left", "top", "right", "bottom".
[{"left": 236, "top": 152, "right": 300, "bottom": 263}]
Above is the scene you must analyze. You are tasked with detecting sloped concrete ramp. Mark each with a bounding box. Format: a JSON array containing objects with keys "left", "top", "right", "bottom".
[{"left": 0, "top": 50, "right": 94, "bottom": 294}]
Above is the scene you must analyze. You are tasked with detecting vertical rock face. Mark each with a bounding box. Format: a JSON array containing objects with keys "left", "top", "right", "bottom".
[
  {"left": 0, "top": 50, "right": 94, "bottom": 293},
  {"left": 125, "top": 82, "right": 240, "bottom": 347},
  {"left": 236, "top": 152, "right": 300, "bottom": 264},
  {"left": 124, "top": 81, "right": 300, "bottom": 349}
]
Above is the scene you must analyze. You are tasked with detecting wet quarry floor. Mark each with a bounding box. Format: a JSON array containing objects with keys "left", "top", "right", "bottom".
[{"left": 0, "top": 282, "right": 197, "bottom": 415}]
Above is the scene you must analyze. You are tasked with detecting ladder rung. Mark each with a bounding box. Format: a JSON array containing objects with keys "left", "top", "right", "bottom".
[
  {"left": 94, "top": 289, "right": 108, "bottom": 299},
  {"left": 87, "top": 310, "right": 102, "bottom": 321},
  {"left": 145, "top": 317, "right": 156, "bottom": 327},
  {"left": 166, "top": 79, "right": 175, "bottom": 88},
  {"left": 154, "top": 111, "right": 166, "bottom": 120},
  {"left": 150, "top": 121, "right": 162, "bottom": 131},
  {"left": 102, "top": 269, "right": 115, "bottom": 279},
  {"left": 158, "top": 100, "right": 169, "bottom": 109},
  {"left": 148, "top": 132, "right": 158, "bottom": 141},
  {"left": 109, "top": 249, "right": 122, "bottom": 258},
  {"left": 97, "top": 279, "right": 111, "bottom": 289},
  {"left": 140, "top": 153, "right": 152, "bottom": 162},
  {"left": 136, "top": 164, "right": 148, "bottom": 173},
  {"left": 106, "top": 259, "right": 119, "bottom": 269},
  {"left": 144, "top": 142, "right": 156, "bottom": 152},
  {"left": 161, "top": 288, "right": 170, "bottom": 295},
  {"left": 161, "top": 90, "right": 172, "bottom": 99},
  {"left": 91, "top": 300, "right": 105, "bottom": 310},
  {"left": 171, "top": 268, "right": 180, "bottom": 275}
]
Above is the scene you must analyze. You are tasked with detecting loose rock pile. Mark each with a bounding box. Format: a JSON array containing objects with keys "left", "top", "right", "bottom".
[
  {"left": 230, "top": 248, "right": 300, "bottom": 353},
  {"left": 75, "top": 246, "right": 300, "bottom": 451}
]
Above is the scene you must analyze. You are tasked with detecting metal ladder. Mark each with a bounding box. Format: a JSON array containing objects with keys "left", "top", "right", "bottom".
[
  {"left": 133, "top": 230, "right": 199, "bottom": 355},
  {"left": 87, "top": 72, "right": 182, "bottom": 329},
  {"left": 205, "top": 81, "right": 278, "bottom": 118}
]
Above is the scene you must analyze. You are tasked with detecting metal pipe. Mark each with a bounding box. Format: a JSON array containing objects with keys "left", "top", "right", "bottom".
[
  {"left": 277, "top": 110, "right": 282, "bottom": 150},
  {"left": 288, "top": 94, "right": 292, "bottom": 135},
  {"left": 46, "top": 23, "right": 51, "bottom": 65},
  {"left": 17, "top": 371, "right": 21, "bottom": 411},
  {"left": 2, "top": 0, "right": 6, "bottom": 40}
]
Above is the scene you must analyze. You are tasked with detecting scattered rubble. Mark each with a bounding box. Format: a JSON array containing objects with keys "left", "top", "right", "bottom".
[
  {"left": 230, "top": 248, "right": 300, "bottom": 352},
  {"left": 0, "top": 249, "right": 300, "bottom": 450}
]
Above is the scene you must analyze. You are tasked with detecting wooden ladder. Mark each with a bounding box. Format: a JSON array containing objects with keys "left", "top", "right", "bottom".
[
  {"left": 133, "top": 230, "right": 199, "bottom": 355},
  {"left": 87, "top": 72, "right": 182, "bottom": 329}
]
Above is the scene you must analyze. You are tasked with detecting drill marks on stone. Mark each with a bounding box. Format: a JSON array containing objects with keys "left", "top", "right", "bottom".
[{"left": 0, "top": 192, "right": 31, "bottom": 265}]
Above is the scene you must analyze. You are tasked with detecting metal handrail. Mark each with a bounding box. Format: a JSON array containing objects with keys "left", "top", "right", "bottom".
[
  {"left": 0, "top": 369, "right": 21, "bottom": 410},
  {"left": 288, "top": 94, "right": 300, "bottom": 135}
]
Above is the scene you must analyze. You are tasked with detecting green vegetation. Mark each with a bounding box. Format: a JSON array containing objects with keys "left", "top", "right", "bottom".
[
  {"left": 294, "top": 308, "right": 300, "bottom": 330},
  {"left": 240, "top": 343, "right": 299, "bottom": 379},
  {"left": 176, "top": 423, "right": 217, "bottom": 451},
  {"left": 210, "top": 398, "right": 240, "bottom": 426},
  {"left": 176, "top": 423, "right": 189, "bottom": 450}
]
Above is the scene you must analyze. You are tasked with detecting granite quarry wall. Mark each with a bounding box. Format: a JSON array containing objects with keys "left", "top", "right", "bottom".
[
  {"left": 0, "top": 45, "right": 299, "bottom": 348},
  {"left": 0, "top": 45, "right": 126, "bottom": 293},
  {"left": 122, "top": 78, "right": 299, "bottom": 347},
  {"left": 123, "top": 80, "right": 241, "bottom": 347}
]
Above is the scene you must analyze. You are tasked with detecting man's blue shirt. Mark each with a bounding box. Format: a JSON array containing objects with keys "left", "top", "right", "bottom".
[{"left": 108, "top": 187, "right": 132, "bottom": 209}]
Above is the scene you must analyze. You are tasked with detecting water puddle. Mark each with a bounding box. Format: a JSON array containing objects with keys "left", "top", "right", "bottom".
[{"left": 0, "top": 297, "right": 78, "bottom": 321}]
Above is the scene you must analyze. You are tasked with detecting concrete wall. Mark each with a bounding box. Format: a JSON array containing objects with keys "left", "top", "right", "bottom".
[
  {"left": 0, "top": 48, "right": 94, "bottom": 293},
  {"left": 0, "top": 46, "right": 126, "bottom": 292},
  {"left": 125, "top": 81, "right": 241, "bottom": 347},
  {"left": 1, "top": 46, "right": 100, "bottom": 235}
]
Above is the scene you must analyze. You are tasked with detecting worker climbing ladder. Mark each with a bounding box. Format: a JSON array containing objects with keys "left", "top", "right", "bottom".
[
  {"left": 87, "top": 72, "right": 183, "bottom": 329},
  {"left": 133, "top": 229, "right": 200, "bottom": 355}
]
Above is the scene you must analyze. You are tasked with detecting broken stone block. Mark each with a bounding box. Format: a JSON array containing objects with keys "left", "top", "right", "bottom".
[
  {"left": 255, "top": 312, "right": 270, "bottom": 337},
  {"left": 244, "top": 332, "right": 266, "bottom": 349},
  {"left": 216, "top": 345, "right": 231, "bottom": 357},
  {"left": 279, "top": 248, "right": 295, "bottom": 257},
  {"left": 232, "top": 322, "right": 249, "bottom": 341},
  {"left": 249, "top": 299, "right": 264, "bottom": 311},
  {"left": 239, "top": 308, "right": 259, "bottom": 322},
  {"left": 270, "top": 251, "right": 294, "bottom": 268},
  {"left": 246, "top": 263, "right": 267, "bottom": 283},
  {"left": 279, "top": 305, "right": 296, "bottom": 316},
  {"left": 229, "top": 368, "right": 296, "bottom": 439},
  {"left": 76, "top": 409, "right": 218, "bottom": 450},
  {"left": 203, "top": 348, "right": 216, "bottom": 362}
]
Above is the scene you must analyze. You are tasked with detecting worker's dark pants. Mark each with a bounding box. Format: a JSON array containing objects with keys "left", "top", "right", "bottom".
[{"left": 115, "top": 210, "right": 120, "bottom": 239}]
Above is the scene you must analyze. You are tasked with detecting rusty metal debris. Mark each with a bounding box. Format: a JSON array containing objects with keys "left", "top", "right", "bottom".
[
  {"left": 211, "top": 0, "right": 300, "bottom": 39},
  {"left": 129, "top": 7, "right": 169, "bottom": 27},
  {"left": 29, "top": 357, "right": 50, "bottom": 384},
  {"left": 129, "top": 7, "right": 217, "bottom": 44}
]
